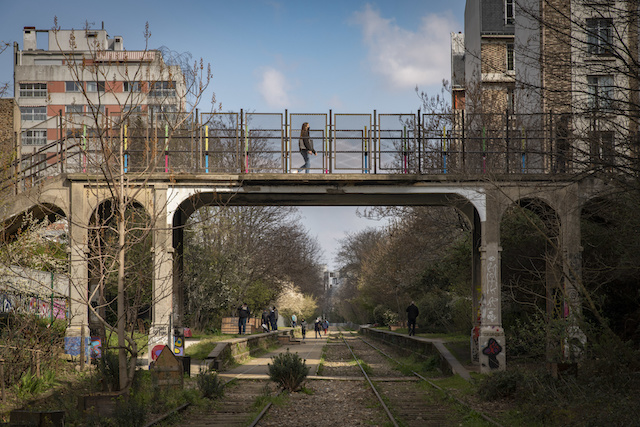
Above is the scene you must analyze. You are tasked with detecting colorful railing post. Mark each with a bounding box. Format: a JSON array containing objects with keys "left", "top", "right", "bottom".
[
  {"left": 403, "top": 125, "right": 408, "bottom": 174},
  {"left": 443, "top": 124, "right": 447, "bottom": 174},
  {"left": 205, "top": 125, "right": 209, "bottom": 173},
  {"left": 364, "top": 126, "right": 369, "bottom": 173}
]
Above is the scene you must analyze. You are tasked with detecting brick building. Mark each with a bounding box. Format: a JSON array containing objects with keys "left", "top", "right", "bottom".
[
  {"left": 13, "top": 25, "right": 186, "bottom": 166},
  {"left": 454, "top": 0, "right": 640, "bottom": 172}
]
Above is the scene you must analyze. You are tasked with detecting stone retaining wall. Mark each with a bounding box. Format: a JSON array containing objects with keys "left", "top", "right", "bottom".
[
  {"left": 360, "top": 327, "right": 453, "bottom": 376},
  {"left": 206, "top": 330, "right": 284, "bottom": 370}
]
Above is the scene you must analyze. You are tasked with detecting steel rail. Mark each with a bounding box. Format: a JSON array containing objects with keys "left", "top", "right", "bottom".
[
  {"left": 358, "top": 336, "right": 504, "bottom": 427},
  {"left": 143, "top": 374, "right": 281, "bottom": 427},
  {"left": 340, "top": 333, "right": 399, "bottom": 427}
]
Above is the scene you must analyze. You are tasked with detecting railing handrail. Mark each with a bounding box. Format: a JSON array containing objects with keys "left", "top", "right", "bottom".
[{"left": 4, "top": 109, "right": 628, "bottom": 195}]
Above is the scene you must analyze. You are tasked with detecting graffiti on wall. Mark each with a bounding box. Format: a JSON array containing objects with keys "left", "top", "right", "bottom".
[
  {"left": 0, "top": 291, "right": 68, "bottom": 319},
  {"left": 482, "top": 337, "right": 503, "bottom": 370},
  {"left": 483, "top": 256, "right": 499, "bottom": 324}
]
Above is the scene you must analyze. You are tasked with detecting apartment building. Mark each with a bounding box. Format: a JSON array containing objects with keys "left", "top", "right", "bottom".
[
  {"left": 14, "top": 25, "right": 186, "bottom": 165},
  {"left": 454, "top": 0, "right": 639, "bottom": 172}
]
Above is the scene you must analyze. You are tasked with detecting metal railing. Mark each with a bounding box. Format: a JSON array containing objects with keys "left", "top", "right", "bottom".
[{"left": 2, "top": 109, "right": 627, "bottom": 195}]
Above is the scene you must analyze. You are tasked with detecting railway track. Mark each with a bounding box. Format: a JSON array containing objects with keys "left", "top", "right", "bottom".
[
  {"left": 157, "top": 327, "right": 502, "bottom": 426},
  {"left": 339, "top": 328, "right": 503, "bottom": 427}
]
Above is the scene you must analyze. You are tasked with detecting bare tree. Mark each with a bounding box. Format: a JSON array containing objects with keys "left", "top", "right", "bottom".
[{"left": 43, "top": 19, "right": 214, "bottom": 390}]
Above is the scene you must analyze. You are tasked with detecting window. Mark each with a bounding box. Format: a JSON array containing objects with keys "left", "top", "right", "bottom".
[
  {"left": 506, "top": 43, "right": 514, "bottom": 72},
  {"left": 507, "top": 88, "right": 515, "bottom": 112},
  {"left": 149, "top": 81, "right": 176, "bottom": 97},
  {"left": 586, "top": 18, "right": 613, "bottom": 55},
  {"left": 589, "top": 131, "right": 615, "bottom": 165},
  {"left": 87, "top": 104, "right": 105, "bottom": 116},
  {"left": 505, "top": 0, "right": 515, "bottom": 25},
  {"left": 149, "top": 104, "right": 177, "bottom": 122},
  {"left": 22, "top": 130, "right": 47, "bottom": 146},
  {"left": 20, "top": 106, "right": 47, "bottom": 121},
  {"left": 66, "top": 105, "right": 84, "bottom": 115},
  {"left": 66, "top": 81, "right": 83, "bottom": 92},
  {"left": 86, "top": 81, "right": 105, "bottom": 92},
  {"left": 122, "top": 105, "right": 142, "bottom": 113},
  {"left": 123, "top": 81, "right": 142, "bottom": 92},
  {"left": 19, "top": 83, "right": 47, "bottom": 97},
  {"left": 587, "top": 75, "right": 614, "bottom": 111}
]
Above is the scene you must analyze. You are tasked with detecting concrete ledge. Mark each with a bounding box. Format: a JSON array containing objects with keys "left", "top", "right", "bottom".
[
  {"left": 204, "top": 330, "right": 286, "bottom": 370},
  {"left": 360, "top": 326, "right": 471, "bottom": 381}
]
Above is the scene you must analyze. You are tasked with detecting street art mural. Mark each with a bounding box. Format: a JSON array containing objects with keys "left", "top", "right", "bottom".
[
  {"left": 0, "top": 291, "right": 68, "bottom": 319},
  {"left": 482, "top": 337, "right": 503, "bottom": 370}
]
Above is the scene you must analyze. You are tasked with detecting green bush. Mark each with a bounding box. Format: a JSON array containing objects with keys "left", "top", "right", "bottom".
[
  {"left": 13, "top": 368, "right": 58, "bottom": 399},
  {"left": 96, "top": 350, "right": 121, "bottom": 391},
  {"left": 268, "top": 350, "right": 309, "bottom": 391},
  {"left": 477, "top": 369, "right": 525, "bottom": 401},
  {"left": 197, "top": 368, "right": 224, "bottom": 399}
]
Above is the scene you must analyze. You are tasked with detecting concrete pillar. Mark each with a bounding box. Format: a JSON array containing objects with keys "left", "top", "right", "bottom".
[
  {"left": 148, "top": 186, "right": 174, "bottom": 361},
  {"left": 470, "top": 208, "right": 482, "bottom": 365},
  {"left": 65, "top": 182, "right": 90, "bottom": 359},
  {"left": 478, "top": 194, "right": 506, "bottom": 372},
  {"left": 560, "top": 189, "right": 585, "bottom": 361}
]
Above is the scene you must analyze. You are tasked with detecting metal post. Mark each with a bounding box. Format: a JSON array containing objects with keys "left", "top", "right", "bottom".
[
  {"left": 329, "top": 109, "right": 333, "bottom": 173},
  {"left": 58, "top": 110, "right": 63, "bottom": 174},
  {"left": 240, "top": 109, "right": 245, "bottom": 173},
  {"left": 506, "top": 109, "right": 510, "bottom": 174},
  {"left": 462, "top": 110, "right": 466, "bottom": 172},
  {"left": 417, "top": 110, "right": 422, "bottom": 174},
  {"left": 284, "top": 109, "right": 288, "bottom": 173},
  {"left": 373, "top": 110, "right": 377, "bottom": 174}
]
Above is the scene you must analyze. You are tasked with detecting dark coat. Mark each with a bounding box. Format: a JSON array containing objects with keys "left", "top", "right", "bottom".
[{"left": 406, "top": 304, "right": 419, "bottom": 321}]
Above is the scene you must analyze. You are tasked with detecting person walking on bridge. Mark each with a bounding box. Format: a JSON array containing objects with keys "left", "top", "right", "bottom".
[
  {"left": 406, "top": 301, "right": 419, "bottom": 336},
  {"left": 293, "top": 122, "right": 316, "bottom": 173}
]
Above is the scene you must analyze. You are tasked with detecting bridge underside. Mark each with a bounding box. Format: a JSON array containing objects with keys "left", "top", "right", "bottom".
[{"left": 1, "top": 173, "right": 600, "bottom": 373}]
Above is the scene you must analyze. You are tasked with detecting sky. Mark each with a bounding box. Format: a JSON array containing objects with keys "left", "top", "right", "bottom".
[{"left": 0, "top": 0, "right": 466, "bottom": 269}]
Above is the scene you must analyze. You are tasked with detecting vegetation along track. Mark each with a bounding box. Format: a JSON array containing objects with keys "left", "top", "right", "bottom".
[
  {"left": 339, "top": 328, "right": 502, "bottom": 427},
  {"left": 157, "top": 379, "right": 280, "bottom": 427}
]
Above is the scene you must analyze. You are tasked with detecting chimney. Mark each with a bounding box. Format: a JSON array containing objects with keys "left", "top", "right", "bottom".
[
  {"left": 113, "top": 36, "right": 123, "bottom": 51},
  {"left": 23, "top": 27, "right": 36, "bottom": 51}
]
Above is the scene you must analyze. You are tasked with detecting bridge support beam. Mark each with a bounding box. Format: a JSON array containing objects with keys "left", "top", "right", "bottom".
[
  {"left": 65, "top": 182, "right": 90, "bottom": 360},
  {"left": 148, "top": 187, "right": 174, "bottom": 361},
  {"left": 560, "top": 187, "right": 585, "bottom": 362},
  {"left": 477, "top": 192, "right": 506, "bottom": 373}
]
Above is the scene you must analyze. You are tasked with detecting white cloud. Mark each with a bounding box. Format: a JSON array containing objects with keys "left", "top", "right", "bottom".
[
  {"left": 353, "top": 4, "right": 456, "bottom": 89},
  {"left": 257, "top": 66, "right": 291, "bottom": 109}
]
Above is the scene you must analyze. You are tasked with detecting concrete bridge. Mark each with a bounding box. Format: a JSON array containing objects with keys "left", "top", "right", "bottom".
[
  {"left": 1, "top": 167, "right": 605, "bottom": 373},
  {"left": 1, "top": 109, "right": 616, "bottom": 372}
]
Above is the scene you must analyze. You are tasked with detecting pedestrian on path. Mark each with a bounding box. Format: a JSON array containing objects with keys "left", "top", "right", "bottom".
[
  {"left": 237, "top": 302, "right": 250, "bottom": 335},
  {"left": 323, "top": 319, "right": 329, "bottom": 335},
  {"left": 270, "top": 306, "right": 279, "bottom": 331},
  {"left": 291, "top": 313, "right": 297, "bottom": 328},
  {"left": 406, "top": 301, "right": 419, "bottom": 336},
  {"left": 261, "top": 307, "right": 271, "bottom": 332},
  {"left": 301, "top": 318, "right": 307, "bottom": 340},
  {"left": 314, "top": 317, "right": 322, "bottom": 338}
]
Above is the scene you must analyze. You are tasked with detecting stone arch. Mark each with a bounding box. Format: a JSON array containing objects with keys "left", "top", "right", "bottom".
[{"left": 86, "top": 197, "right": 153, "bottom": 340}]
